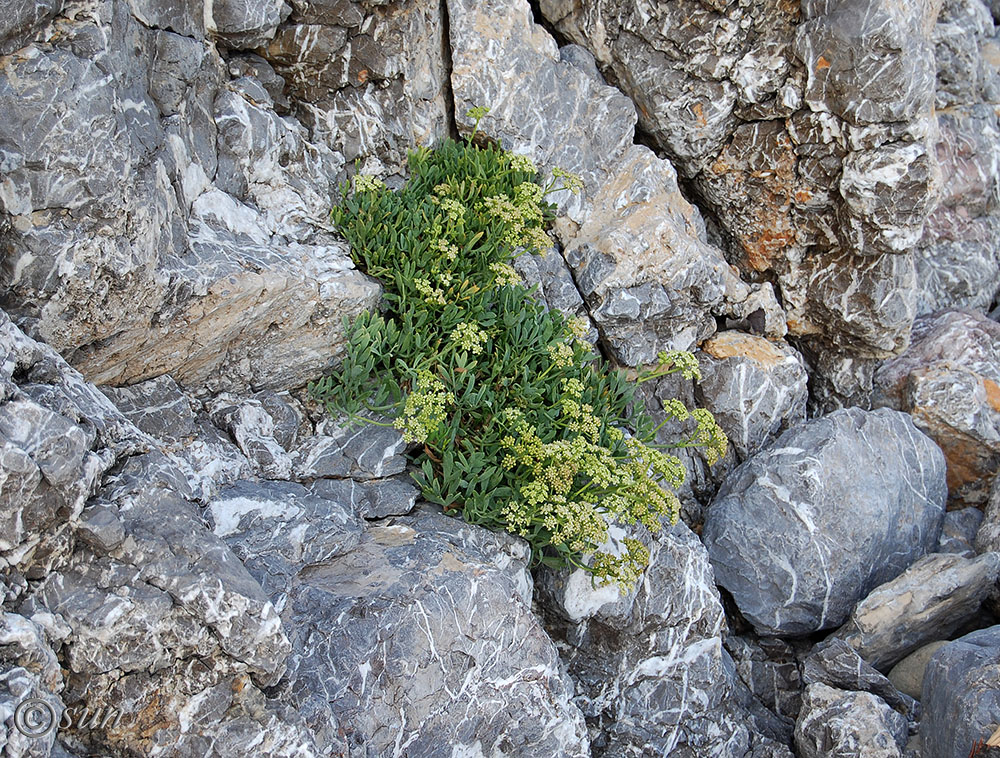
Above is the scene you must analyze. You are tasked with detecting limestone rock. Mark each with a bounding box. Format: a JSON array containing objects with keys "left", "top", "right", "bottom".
[
  {"left": 0, "top": 4, "right": 381, "bottom": 396},
  {"left": 975, "top": 477, "right": 1000, "bottom": 553},
  {"left": 446, "top": 0, "right": 785, "bottom": 366},
  {"left": 888, "top": 640, "right": 948, "bottom": 700},
  {"left": 921, "top": 625, "right": 1000, "bottom": 758},
  {"left": 802, "top": 639, "right": 919, "bottom": 721},
  {"left": 0, "top": 0, "right": 62, "bottom": 55},
  {"left": 537, "top": 522, "right": 763, "bottom": 757},
  {"left": 293, "top": 416, "right": 406, "bottom": 481},
  {"left": 874, "top": 309, "right": 1000, "bottom": 507},
  {"left": 219, "top": 504, "right": 590, "bottom": 757},
  {"left": 939, "top": 507, "right": 985, "bottom": 556},
  {"left": 831, "top": 552, "right": 1000, "bottom": 670},
  {"left": 697, "top": 332, "right": 809, "bottom": 461},
  {"left": 795, "top": 683, "right": 908, "bottom": 758},
  {"left": 703, "top": 407, "right": 947, "bottom": 636}
]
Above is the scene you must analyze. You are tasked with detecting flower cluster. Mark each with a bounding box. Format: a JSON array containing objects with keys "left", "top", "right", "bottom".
[
  {"left": 354, "top": 174, "right": 385, "bottom": 193},
  {"left": 452, "top": 322, "right": 488, "bottom": 354},
  {"left": 691, "top": 408, "right": 729, "bottom": 465},
  {"left": 413, "top": 277, "right": 448, "bottom": 306},
  {"left": 657, "top": 350, "right": 702, "bottom": 380},
  {"left": 489, "top": 261, "right": 520, "bottom": 287},
  {"left": 393, "top": 370, "right": 454, "bottom": 443},
  {"left": 509, "top": 153, "right": 537, "bottom": 174},
  {"left": 551, "top": 166, "right": 584, "bottom": 195},
  {"left": 547, "top": 341, "right": 574, "bottom": 368}
]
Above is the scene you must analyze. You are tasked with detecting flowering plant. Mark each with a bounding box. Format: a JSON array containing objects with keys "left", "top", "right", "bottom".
[{"left": 311, "top": 109, "right": 726, "bottom": 587}]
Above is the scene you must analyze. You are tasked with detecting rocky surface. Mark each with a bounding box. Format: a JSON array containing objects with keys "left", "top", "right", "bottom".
[
  {"left": 3, "top": 0, "right": 1000, "bottom": 755},
  {"left": 703, "top": 407, "right": 948, "bottom": 636},
  {"left": 874, "top": 309, "right": 1000, "bottom": 507},
  {"left": 921, "top": 625, "right": 1000, "bottom": 758},
  {"left": 795, "top": 683, "right": 908, "bottom": 758},
  {"left": 446, "top": 0, "right": 786, "bottom": 367},
  {"left": 831, "top": 552, "right": 1000, "bottom": 670},
  {"left": 538, "top": 522, "right": 781, "bottom": 757}
]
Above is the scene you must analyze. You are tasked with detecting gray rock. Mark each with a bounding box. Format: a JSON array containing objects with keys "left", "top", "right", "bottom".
[
  {"left": 975, "top": 477, "right": 1000, "bottom": 553},
  {"left": 802, "top": 639, "right": 919, "bottom": 720},
  {"left": 541, "top": 0, "right": 940, "bottom": 364},
  {"left": 874, "top": 309, "right": 1000, "bottom": 507},
  {"left": 0, "top": 0, "right": 62, "bottom": 55},
  {"left": 921, "top": 625, "right": 1000, "bottom": 758},
  {"left": 0, "top": 7, "right": 380, "bottom": 396},
  {"left": 231, "top": 505, "right": 590, "bottom": 757},
  {"left": 831, "top": 552, "right": 1000, "bottom": 671},
  {"left": 795, "top": 683, "right": 908, "bottom": 758},
  {"left": 447, "top": 0, "right": 786, "bottom": 366},
  {"left": 206, "top": 479, "right": 363, "bottom": 603},
  {"left": 914, "top": 107, "right": 1000, "bottom": 316},
  {"left": 208, "top": 395, "right": 294, "bottom": 480},
  {"left": 1, "top": 613, "right": 65, "bottom": 758},
  {"left": 703, "top": 407, "right": 948, "bottom": 636},
  {"left": 537, "top": 522, "right": 763, "bottom": 757},
  {"left": 888, "top": 640, "right": 948, "bottom": 700},
  {"left": 309, "top": 475, "right": 419, "bottom": 519},
  {"left": 939, "top": 507, "right": 985, "bottom": 556},
  {"left": 726, "top": 635, "right": 804, "bottom": 727},
  {"left": 294, "top": 417, "right": 407, "bottom": 480},
  {"left": 697, "top": 332, "right": 808, "bottom": 461}
]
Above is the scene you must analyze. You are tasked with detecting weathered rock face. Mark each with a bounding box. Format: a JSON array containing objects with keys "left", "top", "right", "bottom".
[
  {"left": 874, "top": 309, "right": 1000, "bottom": 507},
  {"left": 446, "top": 0, "right": 786, "bottom": 366},
  {"left": 541, "top": 0, "right": 941, "bottom": 367},
  {"left": 0, "top": 0, "right": 389, "bottom": 396},
  {"left": 697, "top": 332, "right": 809, "bottom": 461},
  {"left": 703, "top": 407, "right": 947, "bottom": 636},
  {"left": 795, "top": 683, "right": 908, "bottom": 758},
  {"left": 831, "top": 552, "right": 1000, "bottom": 671},
  {"left": 939, "top": 507, "right": 985, "bottom": 556},
  {"left": 211, "top": 499, "right": 590, "bottom": 758},
  {"left": 536, "top": 523, "right": 784, "bottom": 758},
  {"left": 921, "top": 625, "right": 1000, "bottom": 758}
]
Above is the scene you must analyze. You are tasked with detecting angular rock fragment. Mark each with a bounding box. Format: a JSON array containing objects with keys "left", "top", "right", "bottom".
[
  {"left": 795, "top": 683, "right": 908, "bottom": 758},
  {"left": 831, "top": 552, "right": 1000, "bottom": 671}
]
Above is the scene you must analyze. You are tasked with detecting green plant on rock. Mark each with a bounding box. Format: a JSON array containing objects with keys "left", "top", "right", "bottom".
[{"left": 310, "top": 108, "right": 727, "bottom": 588}]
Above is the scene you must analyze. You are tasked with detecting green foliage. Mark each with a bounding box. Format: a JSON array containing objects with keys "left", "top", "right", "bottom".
[{"left": 310, "top": 118, "right": 727, "bottom": 587}]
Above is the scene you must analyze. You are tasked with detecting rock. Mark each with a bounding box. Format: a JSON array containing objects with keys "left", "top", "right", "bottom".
[
  {"left": 696, "top": 332, "right": 809, "bottom": 461},
  {"left": 265, "top": 0, "right": 450, "bottom": 170},
  {"left": 726, "top": 635, "right": 804, "bottom": 728},
  {"left": 207, "top": 479, "right": 364, "bottom": 603},
  {"left": 794, "top": 683, "right": 908, "bottom": 758},
  {"left": 0, "top": 6, "right": 381, "bottom": 396},
  {"left": 703, "top": 407, "right": 948, "bottom": 636},
  {"left": 101, "top": 376, "right": 254, "bottom": 501},
  {"left": 309, "top": 476, "right": 419, "bottom": 519},
  {"left": 293, "top": 417, "right": 407, "bottom": 480},
  {"left": 0, "top": 0, "right": 62, "bottom": 55},
  {"left": 537, "top": 522, "right": 764, "bottom": 757},
  {"left": 939, "top": 507, "right": 985, "bottom": 556},
  {"left": 802, "top": 639, "right": 919, "bottom": 720},
  {"left": 874, "top": 309, "right": 1000, "bottom": 507},
  {"left": 1, "top": 613, "right": 65, "bottom": 758},
  {"left": 446, "top": 0, "right": 785, "bottom": 366},
  {"left": 541, "top": 0, "right": 940, "bottom": 363},
  {"left": 921, "top": 625, "right": 1000, "bottom": 758},
  {"left": 975, "top": 477, "right": 1000, "bottom": 553},
  {"left": 219, "top": 504, "right": 590, "bottom": 757},
  {"left": 208, "top": 395, "right": 295, "bottom": 480},
  {"left": 889, "top": 640, "right": 948, "bottom": 700},
  {"left": 831, "top": 552, "right": 1000, "bottom": 670}
]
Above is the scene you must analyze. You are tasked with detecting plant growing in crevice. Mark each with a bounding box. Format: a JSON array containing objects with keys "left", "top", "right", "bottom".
[{"left": 310, "top": 108, "right": 727, "bottom": 587}]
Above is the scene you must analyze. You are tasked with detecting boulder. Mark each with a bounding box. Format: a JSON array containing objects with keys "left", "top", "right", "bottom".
[
  {"left": 831, "top": 552, "right": 1000, "bottom": 670},
  {"left": 888, "top": 640, "right": 948, "bottom": 700},
  {"left": 703, "top": 407, "right": 947, "bottom": 635},
  {"left": 874, "top": 309, "right": 1000, "bottom": 507},
  {"left": 537, "top": 522, "right": 770, "bottom": 757},
  {"left": 212, "top": 502, "right": 590, "bottom": 757},
  {"left": 794, "top": 683, "right": 908, "bottom": 758},
  {"left": 446, "top": 0, "right": 785, "bottom": 366},
  {"left": 921, "top": 625, "right": 1000, "bottom": 758}
]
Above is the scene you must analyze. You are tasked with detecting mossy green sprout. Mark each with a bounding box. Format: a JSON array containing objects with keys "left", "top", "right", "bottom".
[{"left": 310, "top": 119, "right": 726, "bottom": 588}]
